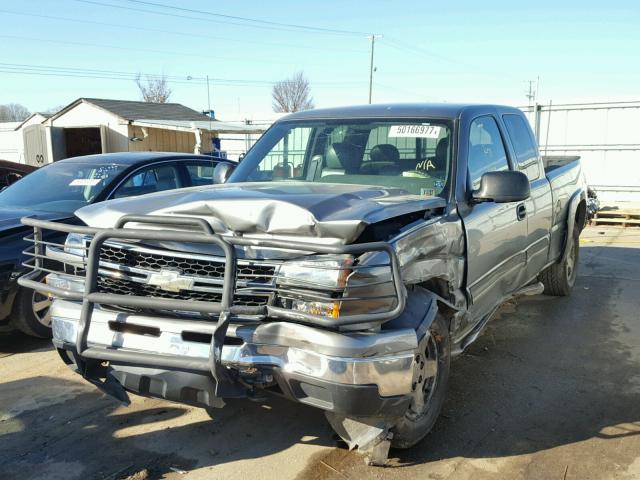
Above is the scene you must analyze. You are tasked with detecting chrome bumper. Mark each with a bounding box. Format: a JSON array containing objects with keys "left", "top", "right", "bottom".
[{"left": 50, "top": 300, "right": 418, "bottom": 397}]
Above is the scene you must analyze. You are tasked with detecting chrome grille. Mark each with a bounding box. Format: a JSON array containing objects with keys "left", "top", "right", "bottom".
[
  {"left": 96, "top": 244, "right": 276, "bottom": 308},
  {"left": 97, "top": 276, "right": 270, "bottom": 307},
  {"left": 99, "top": 245, "right": 275, "bottom": 283}
]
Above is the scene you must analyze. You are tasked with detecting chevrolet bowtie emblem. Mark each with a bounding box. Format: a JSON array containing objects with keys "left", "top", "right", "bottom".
[{"left": 146, "top": 269, "right": 195, "bottom": 293}]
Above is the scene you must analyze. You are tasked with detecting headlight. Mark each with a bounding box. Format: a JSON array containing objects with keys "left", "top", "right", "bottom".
[
  {"left": 64, "top": 233, "right": 87, "bottom": 257},
  {"left": 277, "top": 255, "right": 353, "bottom": 318},
  {"left": 278, "top": 255, "right": 353, "bottom": 289},
  {"left": 288, "top": 299, "right": 340, "bottom": 318}
]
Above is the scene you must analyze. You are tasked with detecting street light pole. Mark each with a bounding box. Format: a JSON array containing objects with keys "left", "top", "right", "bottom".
[{"left": 368, "top": 34, "right": 382, "bottom": 104}]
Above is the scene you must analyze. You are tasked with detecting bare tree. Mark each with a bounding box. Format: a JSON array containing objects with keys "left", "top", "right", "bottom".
[
  {"left": 44, "top": 104, "right": 66, "bottom": 115},
  {"left": 272, "top": 72, "right": 315, "bottom": 113},
  {"left": 0, "top": 103, "right": 30, "bottom": 122},
  {"left": 135, "top": 73, "right": 172, "bottom": 103}
]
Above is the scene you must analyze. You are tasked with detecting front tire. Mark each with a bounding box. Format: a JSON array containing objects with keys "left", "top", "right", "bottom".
[
  {"left": 392, "top": 314, "right": 450, "bottom": 449},
  {"left": 11, "top": 283, "right": 52, "bottom": 338},
  {"left": 539, "top": 228, "right": 579, "bottom": 296}
]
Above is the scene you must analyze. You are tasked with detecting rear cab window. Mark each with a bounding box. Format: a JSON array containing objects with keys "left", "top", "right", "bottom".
[{"left": 502, "top": 114, "right": 541, "bottom": 181}]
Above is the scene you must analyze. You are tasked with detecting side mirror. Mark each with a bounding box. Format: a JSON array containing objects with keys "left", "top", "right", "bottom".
[
  {"left": 213, "top": 162, "right": 236, "bottom": 184},
  {"left": 472, "top": 170, "right": 530, "bottom": 203}
]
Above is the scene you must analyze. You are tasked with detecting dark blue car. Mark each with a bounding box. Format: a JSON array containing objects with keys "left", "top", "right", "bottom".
[{"left": 0, "top": 152, "right": 227, "bottom": 337}]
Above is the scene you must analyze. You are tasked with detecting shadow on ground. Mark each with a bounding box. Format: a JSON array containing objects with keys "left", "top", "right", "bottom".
[
  {"left": 1, "top": 245, "right": 639, "bottom": 479},
  {"left": 0, "top": 330, "right": 51, "bottom": 356},
  {"left": 0, "top": 377, "right": 334, "bottom": 479}
]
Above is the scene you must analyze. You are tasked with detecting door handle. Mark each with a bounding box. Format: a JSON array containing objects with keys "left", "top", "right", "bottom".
[{"left": 516, "top": 203, "right": 527, "bottom": 221}]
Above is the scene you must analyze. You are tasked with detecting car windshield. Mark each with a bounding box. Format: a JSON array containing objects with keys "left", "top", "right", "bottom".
[
  {"left": 230, "top": 119, "right": 453, "bottom": 197},
  {"left": 0, "top": 161, "right": 126, "bottom": 213}
]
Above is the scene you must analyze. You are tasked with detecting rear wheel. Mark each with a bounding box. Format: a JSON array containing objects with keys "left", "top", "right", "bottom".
[
  {"left": 392, "top": 314, "right": 450, "bottom": 449},
  {"left": 11, "top": 282, "right": 52, "bottom": 338},
  {"left": 539, "top": 228, "right": 579, "bottom": 296}
]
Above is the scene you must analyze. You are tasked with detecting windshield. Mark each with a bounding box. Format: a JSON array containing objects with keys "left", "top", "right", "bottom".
[
  {"left": 230, "top": 119, "right": 453, "bottom": 197},
  {"left": 0, "top": 162, "right": 126, "bottom": 213}
]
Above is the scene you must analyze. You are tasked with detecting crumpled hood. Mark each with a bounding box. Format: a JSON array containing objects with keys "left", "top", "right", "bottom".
[{"left": 75, "top": 182, "right": 446, "bottom": 243}]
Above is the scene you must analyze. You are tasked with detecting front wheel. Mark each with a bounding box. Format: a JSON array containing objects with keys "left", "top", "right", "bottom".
[
  {"left": 11, "top": 283, "right": 53, "bottom": 338},
  {"left": 392, "top": 314, "right": 451, "bottom": 449}
]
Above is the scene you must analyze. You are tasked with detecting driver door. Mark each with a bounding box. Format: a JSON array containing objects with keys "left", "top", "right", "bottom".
[{"left": 459, "top": 115, "right": 528, "bottom": 327}]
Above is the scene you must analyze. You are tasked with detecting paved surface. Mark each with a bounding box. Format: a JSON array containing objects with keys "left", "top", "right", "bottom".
[{"left": 1, "top": 226, "right": 639, "bottom": 480}]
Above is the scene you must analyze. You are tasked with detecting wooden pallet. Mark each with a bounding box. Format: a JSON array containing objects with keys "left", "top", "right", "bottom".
[{"left": 593, "top": 209, "right": 640, "bottom": 227}]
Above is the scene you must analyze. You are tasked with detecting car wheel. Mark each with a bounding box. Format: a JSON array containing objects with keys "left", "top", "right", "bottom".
[
  {"left": 392, "top": 314, "right": 450, "bottom": 449},
  {"left": 11, "top": 282, "right": 53, "bottom": 338},
  {"left": 539, "top": 228, "right": 580, "bottom": 296}
]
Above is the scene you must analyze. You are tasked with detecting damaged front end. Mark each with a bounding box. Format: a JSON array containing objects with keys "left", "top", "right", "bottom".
[{"left": 18, "top": 196, "right": 464, "bottom": 464}]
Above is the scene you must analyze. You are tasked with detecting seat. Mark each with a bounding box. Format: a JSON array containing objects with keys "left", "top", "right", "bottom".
[
  {"left": 363, "top": 144, "right": 402, "bottom": 175},
  {"left": 370, "top": 144, "right": 400, "bottom": 164},
  {"left": 322, "top": 142, "right": 362, "bottom": 176},
  {"left": 434, "top": 138, "right": 449, "bottom": 171},
  {"left": 155, "top": 167, "right": 178, "bottom": 191}
]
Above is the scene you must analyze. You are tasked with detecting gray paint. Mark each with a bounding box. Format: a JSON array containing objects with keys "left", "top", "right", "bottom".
[
  {"left": 18, "top": 103, "right": 589, "bottom": 465},
  {"left": 75, "top": 182, "right": 447, "bottom": 245},
  {"left": 42, "top": 103, "right": 587, "bottom": 345}
]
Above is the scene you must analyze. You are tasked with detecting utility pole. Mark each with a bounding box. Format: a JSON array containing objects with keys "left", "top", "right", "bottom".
[
  {"left": 525, "top": 77, "right": 540, "bottom": 108},
  {"left": 526, "top": 79, "right": 536, "bottom": 107},
  {"left": 206, "top": 75, "right": 212, "bottom": 113},
  {"left": 368, "top": 34, "right": 383, "bottom": 104}
]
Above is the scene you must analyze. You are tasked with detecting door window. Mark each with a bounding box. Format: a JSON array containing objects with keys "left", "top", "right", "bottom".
[
  {"left": 468, "top": 116, "right": 510, "bottom": 190},
  {"left": 186, "top": 161, "right": 215, "bottom": 186},
  {"left": 113, "top": 164, "right": 181, "bottom": 198},
  {"left": 503, "top": 114, "right": 540, "bottom": 181}
]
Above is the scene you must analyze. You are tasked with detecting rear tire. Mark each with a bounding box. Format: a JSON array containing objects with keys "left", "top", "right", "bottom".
[
  {"left": 539, "top": 229, "right": 579, "bottom": 296},
  {"left": 11, "top": 282, "right": 52, "bottom": 339},
  {"left": 392, "top": 314, "right": 450, "bottom": 449}
]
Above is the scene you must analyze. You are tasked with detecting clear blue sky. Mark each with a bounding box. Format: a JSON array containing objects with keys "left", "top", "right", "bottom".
[{"left": 0, "top": 0, "right": 638, "bottom": 120}]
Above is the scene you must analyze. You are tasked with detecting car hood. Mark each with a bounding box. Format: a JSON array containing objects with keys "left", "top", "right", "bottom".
[
  {"left": 0, "top": 208, "right": 72, "bottom": 235},
  {"left": 75, "top": 182, "right": 446, "bottom": 244}
]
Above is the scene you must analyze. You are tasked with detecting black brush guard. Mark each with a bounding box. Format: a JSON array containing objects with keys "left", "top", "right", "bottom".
[{"left": 18, "top": 215, "right": 406, "bottom": 397}]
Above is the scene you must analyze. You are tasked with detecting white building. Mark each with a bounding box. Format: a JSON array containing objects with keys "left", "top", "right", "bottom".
[
  {"left": 9, "top": 98, "right": 265, "bottom": 166},
  {"left": 0, "top": 120, "right": 26, "bottom": 162},
  {"left": 522, "top": 100, "right": 640, "bottom": 203}
]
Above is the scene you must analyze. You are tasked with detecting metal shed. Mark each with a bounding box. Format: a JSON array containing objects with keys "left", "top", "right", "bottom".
[{"left": 16, "top": 98, "right": 265, "bottom": 166}]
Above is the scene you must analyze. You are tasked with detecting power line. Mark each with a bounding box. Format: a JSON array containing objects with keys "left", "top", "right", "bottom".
[
  {"left": 382, "top": 36, "right": 523, "bottom": 83},
  {"left": 0, "top": 34, "right": 297, "bottom": 66},
  {"left": 0, "top": 9, "right": 366, "bottom": 53},
  {"left": 77, "top": 0, "right": 369, "bottom": 36},
  {"left": 0, "top": 63, "right": 364, "bottom": 88},
  {"left": 0, "top": 62, "right": 364, "bottom": 85},
  {"left": 120, "top": 0, "right": 370, "bottom": 36},
  {"left": 383, "top": 37, "right": 463, "bottom": 65}
]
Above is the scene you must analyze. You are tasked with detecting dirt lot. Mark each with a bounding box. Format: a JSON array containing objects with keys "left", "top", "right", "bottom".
[{"left": 1, "top": 226, "right": 639, "bottom": 480}]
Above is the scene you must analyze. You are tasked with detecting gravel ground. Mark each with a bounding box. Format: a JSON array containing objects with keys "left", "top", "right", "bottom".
[{"left": 1, "top": 226, "right": 639, "bottom": 480}]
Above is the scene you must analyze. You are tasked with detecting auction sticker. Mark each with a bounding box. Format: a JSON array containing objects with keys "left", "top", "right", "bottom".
[
  {"left": 70, "top": 178, "right": 101, "bottom": 187},
  {"left": 388, "top": 125, "right": 441, "bottom": 138}
]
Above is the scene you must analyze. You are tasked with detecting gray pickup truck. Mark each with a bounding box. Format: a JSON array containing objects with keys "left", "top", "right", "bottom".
[{"left": 20, "top": 103, "right": 587, "bottom": 464}]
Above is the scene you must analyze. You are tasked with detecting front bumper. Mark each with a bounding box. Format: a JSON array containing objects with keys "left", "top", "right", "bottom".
[{"left": 51, "top": 300, "right": 417, "bottom": 416}]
